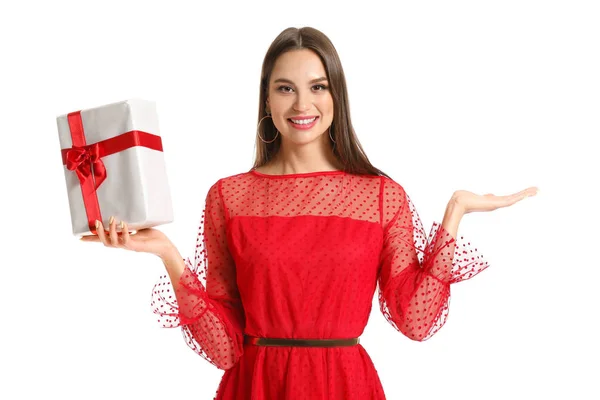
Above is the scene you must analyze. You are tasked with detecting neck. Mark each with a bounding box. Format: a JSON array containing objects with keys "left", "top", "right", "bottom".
[{"left": 267, "top": 136, "right": 342, "bottom": 174}]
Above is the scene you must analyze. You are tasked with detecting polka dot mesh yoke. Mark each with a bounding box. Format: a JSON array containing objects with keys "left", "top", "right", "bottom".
[{"left": 151, "top": 169, "right": 489, "bottom": 399}]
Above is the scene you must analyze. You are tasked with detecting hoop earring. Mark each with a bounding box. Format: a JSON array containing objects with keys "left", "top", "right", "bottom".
[
  {"left": 257, "top": 113, "right": 279, "bottom": 144},
  {"left": 329, "top": 123, "right": 336, "bottom": 143}
]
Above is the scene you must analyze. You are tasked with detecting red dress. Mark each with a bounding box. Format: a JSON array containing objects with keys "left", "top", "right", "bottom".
[{"left": 151, "top": 169, "right": 489, "bottom": 399}]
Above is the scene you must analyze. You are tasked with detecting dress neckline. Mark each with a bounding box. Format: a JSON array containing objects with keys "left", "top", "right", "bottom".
[{"left": 249, "top": 169, "right": 346, "bottom": 178}]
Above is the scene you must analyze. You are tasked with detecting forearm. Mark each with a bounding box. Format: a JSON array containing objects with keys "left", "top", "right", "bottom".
[
  {"left": 159, "top": 244, "right": 186, "bottom": 291},
  {"left": 441, "top": 196, "right": 465, "bottom": 241},
  {"left": 380, "top": 191, "right": 488, "bottom": 341},
  {"left": 397, "top": 200, "right": 465, "bottom": 340},
  {"left": 156, "top": 245, "right": 243, "bottom": 370},
  {"left": 424, "top": 196, "right": 465, "bottom": 283},
  {"left": 158, "top": 244, "right": 210, "bottom": 324}
]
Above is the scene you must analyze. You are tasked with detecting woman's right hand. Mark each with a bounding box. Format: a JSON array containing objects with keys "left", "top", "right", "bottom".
[{"left": 80, "top": 217, "right": 175, "bottom": 258}]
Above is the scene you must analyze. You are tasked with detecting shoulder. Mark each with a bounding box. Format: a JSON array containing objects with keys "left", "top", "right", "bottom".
[
  {"left": 378, "top": 176, "right": 408, "bottom": 227},
  {"left": 207, "top": 171, "right": 252, "bottom": 189},
  {"left": 205, "top": 170, "right": 254, "bottom": 203},
  {"left": 379, "top": 175, "right": 406, "bottom": 199}
]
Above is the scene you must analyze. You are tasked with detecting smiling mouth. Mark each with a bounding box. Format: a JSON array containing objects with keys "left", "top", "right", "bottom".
[
  {"left": 287, "top": 116, "right": 319, "bottom": 129},
  {"left": 288, "top": 116, "right": 317, "bottom": 123}
]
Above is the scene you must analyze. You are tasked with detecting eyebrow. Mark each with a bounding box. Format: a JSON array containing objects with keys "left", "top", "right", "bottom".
[{"left": 273, "top": 77, "right": 328, "bottom": 85}]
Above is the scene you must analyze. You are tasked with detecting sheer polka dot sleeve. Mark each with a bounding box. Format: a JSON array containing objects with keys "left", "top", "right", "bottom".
[
  {"left": 378, "top": 178, "right": 489, "bottom": 341},
  {"left": 151, "top": 179, "right": 245, "bottom": 370}
]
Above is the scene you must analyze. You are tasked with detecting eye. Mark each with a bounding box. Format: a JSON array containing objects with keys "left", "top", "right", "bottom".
[
  {"left": 276, "top": 84, "right": 329, "bottom": 93},
  {"left": 277, "top": 85, "right": 293, "bottom": 93}
]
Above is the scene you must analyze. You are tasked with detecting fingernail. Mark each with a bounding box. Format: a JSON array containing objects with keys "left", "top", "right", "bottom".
[
  {"left": 120, "top": 221, "right": 124, "bottom": 230},
  {"left": 109, "top": 216, "right": 114, "bottom": 225},
  {"left": 95, "top": 220, "right": 100, "bottom": 229}
]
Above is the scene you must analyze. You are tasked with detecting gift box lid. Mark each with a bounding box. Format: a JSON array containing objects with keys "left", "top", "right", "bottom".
[{"left": 56, "top": 98, "right": 161, "bottom": 150}]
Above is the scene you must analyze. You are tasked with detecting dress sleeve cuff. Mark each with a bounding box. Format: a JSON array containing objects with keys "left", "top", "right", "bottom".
[
  {"left": 151, "top": 258, "right": 213, "bottom": 328},
  {"left": 424, "top": 222, "right": 490, "bottom": 284}
]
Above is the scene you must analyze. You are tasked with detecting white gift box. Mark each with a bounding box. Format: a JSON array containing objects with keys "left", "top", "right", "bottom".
[{"left": 56, "top": 98, "right": 174, "bottom": 236}]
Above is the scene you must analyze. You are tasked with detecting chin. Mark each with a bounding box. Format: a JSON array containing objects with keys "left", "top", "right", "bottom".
[{"left": 283, "top": 132, "right": 325, "bottom": 145}]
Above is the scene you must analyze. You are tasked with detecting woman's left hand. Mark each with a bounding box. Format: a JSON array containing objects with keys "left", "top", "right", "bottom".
[{"left": 453, "top": 186, "right": 539, "bottom": 214}]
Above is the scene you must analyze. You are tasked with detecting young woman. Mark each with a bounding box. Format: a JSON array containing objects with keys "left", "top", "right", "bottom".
[{"left": 82, "top": 26, "right": 538, "bottom": 399}]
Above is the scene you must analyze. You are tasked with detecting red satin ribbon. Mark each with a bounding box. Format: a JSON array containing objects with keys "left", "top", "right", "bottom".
[{"left": 61, "top": 110, "right": 163, "bottom": 234}]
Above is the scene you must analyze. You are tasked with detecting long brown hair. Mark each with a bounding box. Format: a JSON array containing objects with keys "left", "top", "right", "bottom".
[{"left": 251, "top": 27, "right": 390, "bottom": 178}]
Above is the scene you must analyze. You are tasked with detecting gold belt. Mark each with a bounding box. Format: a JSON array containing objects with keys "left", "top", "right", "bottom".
[{"left": 243, "top": 335, "right": 360, "bottom": 347}]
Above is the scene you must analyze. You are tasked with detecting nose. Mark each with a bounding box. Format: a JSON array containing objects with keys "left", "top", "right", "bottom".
[{"left": 293, "top": 89, "right": 311, "bottom": 112}]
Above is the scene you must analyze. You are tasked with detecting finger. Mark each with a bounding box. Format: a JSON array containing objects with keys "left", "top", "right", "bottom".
[
  {"left": 121, "top": 221, "right": 133, "bottom": 249},
  {"left": 485, "top": 192, "right": 525, "bottom": 209},
  {"left": 515, "top": 187, "right": 539, "bottom": 201},
  {"left": 504, "top": 188, "right": 538, "bottom": 206},
  {"left": 96, "top": 220, "right": 111, "bottom": 246},
  {"left": 516, "top": 187, "right": 538, "bottom": 197},
  {"left": 109, "top": 216, "right": 120, "bottom": 247},
  {"left": 80, "top": 235, "right": 101, "bottom": 242}
]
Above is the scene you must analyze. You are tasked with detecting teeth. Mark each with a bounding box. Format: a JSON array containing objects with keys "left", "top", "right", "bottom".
[{"left": 290, "top": 117, "right": 316, "bottom": 124}]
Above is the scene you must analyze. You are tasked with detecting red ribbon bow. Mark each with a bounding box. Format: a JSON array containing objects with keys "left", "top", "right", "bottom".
[{"left": 65, "top": 143, "right": 107, "bottom": 190}]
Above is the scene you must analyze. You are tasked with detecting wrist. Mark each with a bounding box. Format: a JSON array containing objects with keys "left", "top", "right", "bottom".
[
  {"left": 449, "top": 194, "right": 467, "bottom": 216},
  {"left": 441, "top": 198, "right": 465, "bottom": 241}
]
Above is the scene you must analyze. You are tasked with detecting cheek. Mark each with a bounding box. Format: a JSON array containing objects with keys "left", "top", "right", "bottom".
[
  {"left": 270, "top": 99, "right": 292, "bottom": 114},
  {"left": 318, "top": 95, "right": 334, "bottom": 114}
]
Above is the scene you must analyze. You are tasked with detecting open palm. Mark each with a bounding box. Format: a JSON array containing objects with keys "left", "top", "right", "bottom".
[
  {"left": 454, "top": 186, "right": 539, "bottom": 214},
  {"left": 80, "top": 219, "right": 174, "bottom": 257}
]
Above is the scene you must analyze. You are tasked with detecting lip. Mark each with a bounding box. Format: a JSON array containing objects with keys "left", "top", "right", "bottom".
[
  {"left": 288, "top": 115, "right": 318, "bottom": 121},
  {"left": 287, "top": 116, "right": 319, "bottom": 130}
]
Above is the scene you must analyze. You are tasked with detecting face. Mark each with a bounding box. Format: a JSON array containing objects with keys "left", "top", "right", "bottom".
[{"left": 266, "top": 49, "right": 334, "bottom": 145}]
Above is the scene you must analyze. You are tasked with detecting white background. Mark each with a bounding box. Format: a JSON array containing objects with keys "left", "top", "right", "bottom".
[{"left": 1, "top": 0, "right": 598, "bottom": 399}]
